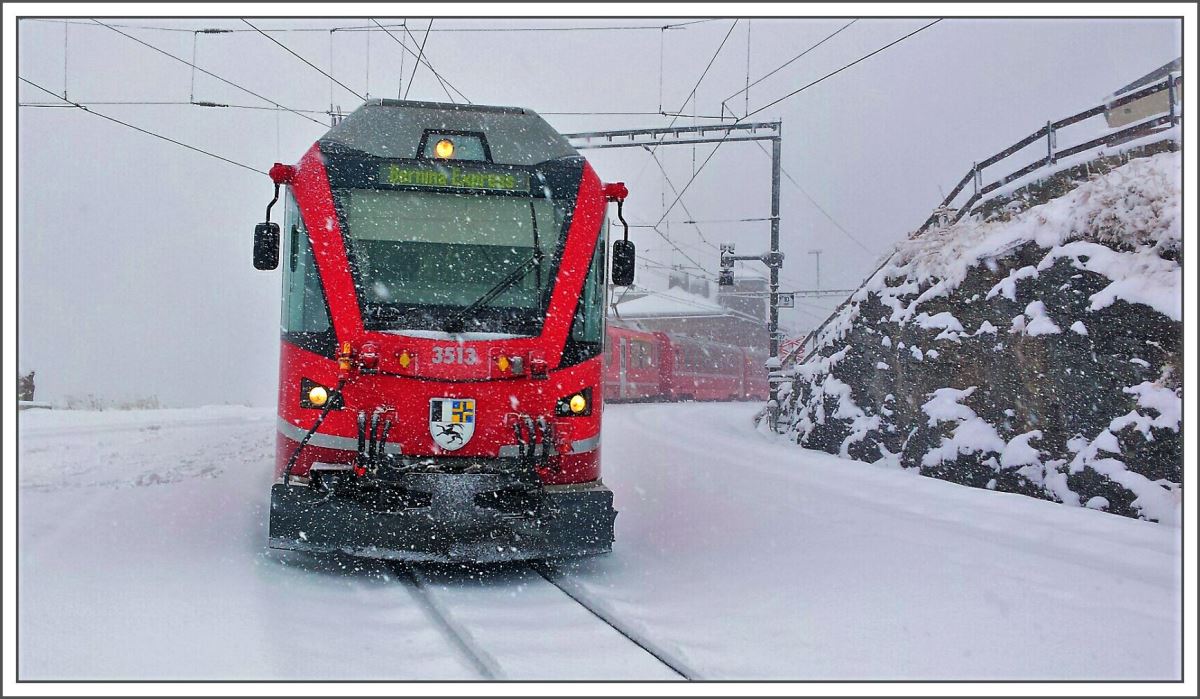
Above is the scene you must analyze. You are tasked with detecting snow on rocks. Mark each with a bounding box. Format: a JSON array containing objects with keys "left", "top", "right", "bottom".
[
  {"left": 920, "top": 388, "right": 1005, "bottom": 469},
  {"left": 1019, "top": 301, "right": 1062, "bottom": 336},
  {"left": 779, "top": 150, "right": 1181, "bottom": 524}
]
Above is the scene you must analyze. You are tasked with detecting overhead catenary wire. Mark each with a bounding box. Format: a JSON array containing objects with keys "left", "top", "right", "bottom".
[
  {"left": 742, "top": 19, "right": 750, "bottom": 116},
  {"left": 651, "top": 18, "right": 945, "bottom": 231},
  {"left": 542, "top": 110, "right": 727, "bottom": 118},
  {"left": 742, "top": 18, "right": 942, "bottom": 120},
  {"left": 371, "top": 19, "right": 468, "bottom": 104},
  {"left": 653, "top": 19, "right": 740, "bottom": 148},
  {"left": 721, "top": 18, "right": 858, "bottom": 116},
  {"left": 21, "top": 99, "right": 708, "bottom": 120},
  {"left": 19, "top": 77, "right": 266, "bottom": 175},
  {"left": 62, "top": 20, "right": 69, "bottom": 99},
  {"left": 640, "top": 145, "right": 718, "bottom": 251},
  {"left": 398, "top": 19, "right": 405, "bottom": 97},
  {"left": 18, "top": 99, "right": 331, "bottom": 115},
  {"left": 189, "top": 30, "right": 198, "bottom": 102},
  {"left": 26, "top": 18, "right": 715, "bottom": 33},
  {"left": 624, "top": 19, "right": 743, "bottom": 191},
  {"left": 92, "top": 18, "right": 329, "bottom": 128},
  {"left": 403, "top": 19, "right": 435, "bottom": 101},
  {"left": 751, "top": 140, "right": 873, "bottom": 253},
  {"left": 619, "top": 19, "right": 744, "bottom": 274},
  {"left": 242, "top": 18, "right": 366, "bottom": 102},
  {"left": 364, "top": 20, "right": 371, "bottom": 97},
  {"left": 400, "top": 23, "right": 469, "bottom": 103}
]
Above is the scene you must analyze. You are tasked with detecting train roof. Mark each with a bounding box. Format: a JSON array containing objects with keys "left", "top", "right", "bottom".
[
  {"left": 320, "top": 99, "right": 579, "bottom": 166},
  {"left": 611, "top": 286, "right": 729, "bottom": 318}
]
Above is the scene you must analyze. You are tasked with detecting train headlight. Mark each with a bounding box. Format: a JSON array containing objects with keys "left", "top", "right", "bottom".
[
  {"left": 555, "top": 387, "right": 593, "bottom": 417},
  {"left": 300, "top": 378, "right": 342, "bottom": 410},
  {"left": 434, "top": 138, "right": 455, "bottom": 159}
]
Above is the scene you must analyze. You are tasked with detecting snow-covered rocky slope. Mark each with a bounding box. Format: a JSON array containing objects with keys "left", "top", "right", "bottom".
[{"left": 780, "top": 150, "right": 1182, "bottom": 524}]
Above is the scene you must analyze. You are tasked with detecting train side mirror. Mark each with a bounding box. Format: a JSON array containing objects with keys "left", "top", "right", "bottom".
[
  {"left": 611, "top": 240, "right": 635, "bottom": 286},
  {"left": 253, "top": 222, "right": 280, "bottom": 270}
]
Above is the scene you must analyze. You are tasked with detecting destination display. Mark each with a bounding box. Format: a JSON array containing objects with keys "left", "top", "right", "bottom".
[{"left": 380, "top": 163, "right": 529, "bottom": 192}]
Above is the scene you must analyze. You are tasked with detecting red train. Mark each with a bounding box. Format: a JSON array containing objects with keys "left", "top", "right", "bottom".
[
  {"left": 603, "top": 322, "right": 769, "bottom": 402},
  {"left": 252, "top": 99, "right": 636, "bottom": 563}
]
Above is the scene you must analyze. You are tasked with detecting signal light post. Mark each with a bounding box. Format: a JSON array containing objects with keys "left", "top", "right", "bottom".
[{"left": 718, "top": 242, "right": 787, "bottom": 431}]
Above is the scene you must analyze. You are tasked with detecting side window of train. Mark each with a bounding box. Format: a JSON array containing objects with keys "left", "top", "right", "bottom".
[
  {"left": 561, "top": 217, "right": 607, "bottom": 367},
  {"left": 281, "top": 189, "right": 337, "bottom": 357}
]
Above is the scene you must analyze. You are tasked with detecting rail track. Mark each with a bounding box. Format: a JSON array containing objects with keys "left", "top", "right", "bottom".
[{"left": 390, "top": 561, "right": 694, "bottom": 680}]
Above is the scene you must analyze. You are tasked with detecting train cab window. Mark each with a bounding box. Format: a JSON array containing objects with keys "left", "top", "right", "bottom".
[
  {"left": 281, "top": 190, "right": 336, "bottom": 357},
  {"left": 562, "top": 217, "right": 607, "bottom": 367},
  {"left": 333, "top": 160, "right": 580, "bottom": 337}
]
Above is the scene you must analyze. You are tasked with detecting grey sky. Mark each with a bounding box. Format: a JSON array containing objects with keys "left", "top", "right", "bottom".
[{"left": 16, "top": 15, "right": 1181, "bottom": 407}]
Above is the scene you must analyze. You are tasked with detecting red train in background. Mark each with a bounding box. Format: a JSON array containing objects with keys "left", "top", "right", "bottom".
[{"left": 603, "top": 322, "right": 768, "bottom": 403}]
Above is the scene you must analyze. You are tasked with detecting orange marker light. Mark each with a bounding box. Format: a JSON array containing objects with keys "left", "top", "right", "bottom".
[
  {"left": 434, "top": 138, "right": 455, "bottom": 159},
  {"left": 497, "top": 355, "right": 510, "bottom": 372},
  {"left": 398, "top": 351, "right": 412, "bottom": 369}
]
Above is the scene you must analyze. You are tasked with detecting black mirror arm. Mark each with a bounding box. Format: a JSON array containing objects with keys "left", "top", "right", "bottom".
[
  {"left": 616, "top": 198, "right": 629, "bottom": 243},
  {"left": 264, "top": 183, "right": 281, "bottom": 223}
]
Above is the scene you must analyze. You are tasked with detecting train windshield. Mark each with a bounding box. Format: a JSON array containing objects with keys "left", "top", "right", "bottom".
[{"left": 340, "top": 188, "right": 570, "bottom": 335}]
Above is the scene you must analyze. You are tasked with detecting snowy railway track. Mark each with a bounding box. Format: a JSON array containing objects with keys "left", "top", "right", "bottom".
[
  {"left": 390, "top": 562, "right": 691, "bottom": 680},
  {"left": 394, "top": 563, "right": 504, "bottom": 679},
  {"left": 531, "top": 564, "right": 697, "bottom": 680}
]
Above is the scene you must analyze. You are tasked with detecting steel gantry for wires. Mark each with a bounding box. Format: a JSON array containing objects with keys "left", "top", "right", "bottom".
[{"left": 564, "top": 121, "right": 788, "bottom": 416}]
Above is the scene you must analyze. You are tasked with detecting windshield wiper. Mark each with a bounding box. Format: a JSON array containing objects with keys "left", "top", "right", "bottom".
[
  {"left": 442, "top": 254, "right": 540, "bottom": 333},
  {"left": 443, "top": 201, "right": 545, "bottom": 334}
]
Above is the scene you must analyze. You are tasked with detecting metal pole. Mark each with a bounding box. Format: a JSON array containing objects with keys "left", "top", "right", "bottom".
[
  {"left": 767, "top": 133, "right": 783, "bottom": 431},
  {"left": 769, "top": 134, "right": 781, "bottom": 360},
  {"left": 1168, "top": 76, "right": 1177, "bottom": 125},
  {"left": 1046, "top": 120, "right": 1054, "bottom": 164}
]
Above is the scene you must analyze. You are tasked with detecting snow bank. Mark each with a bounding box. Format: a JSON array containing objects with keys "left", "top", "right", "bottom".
[{"left": 780, "top": 150, "right": 1182, "bottom": 524}]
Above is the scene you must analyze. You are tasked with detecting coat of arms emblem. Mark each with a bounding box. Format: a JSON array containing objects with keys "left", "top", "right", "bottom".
[{"left": 429, "top": 398, "right": 476, "bottom": 451}]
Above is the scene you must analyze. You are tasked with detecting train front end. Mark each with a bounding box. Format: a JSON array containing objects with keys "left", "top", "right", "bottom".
[{"left": 255, "top": 100, "right": 631, "bottom": 563}]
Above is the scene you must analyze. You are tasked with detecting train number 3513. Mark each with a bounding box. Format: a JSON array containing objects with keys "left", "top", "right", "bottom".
[{"left": 431, "top": 346, "right": 481, "bottom": 365}]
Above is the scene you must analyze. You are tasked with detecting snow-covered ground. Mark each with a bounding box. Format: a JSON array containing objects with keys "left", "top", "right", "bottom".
[{"left": 17, "top": 403, "right": 1181, "bottom": 680}]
